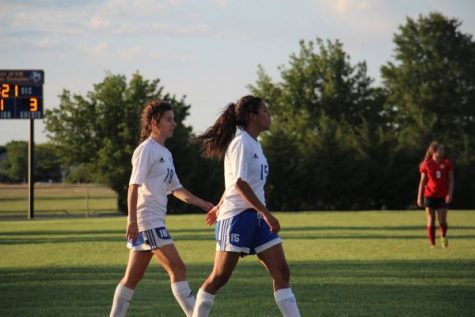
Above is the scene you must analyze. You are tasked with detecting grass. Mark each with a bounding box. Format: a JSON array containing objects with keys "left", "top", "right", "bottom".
[{"left": 0, "top": 211, "right": 474, "bottom": 316}]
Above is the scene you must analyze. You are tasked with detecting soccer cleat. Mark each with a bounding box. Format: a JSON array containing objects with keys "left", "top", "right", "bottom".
[{"left": 441, "top": 237, "right": 448, "bottom": 248}]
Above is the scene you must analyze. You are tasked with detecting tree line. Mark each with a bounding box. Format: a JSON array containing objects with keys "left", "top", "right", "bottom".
[{"left": 1, "top": 12, "right": 474, "bottom": 212}]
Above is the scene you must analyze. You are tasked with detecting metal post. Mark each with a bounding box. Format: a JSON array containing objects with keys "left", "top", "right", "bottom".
[
  {"left": 28, "top": 118, "right": 35, "bottom": 219},
  {"left": 85, "top": 185, "right": 89, "bottom": 218}
]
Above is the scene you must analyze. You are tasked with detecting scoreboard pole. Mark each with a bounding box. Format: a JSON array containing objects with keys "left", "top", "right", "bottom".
[
  {"left": 28, "top": 118, "right": 35, "bottom": 219},
  {"left": 0, "top": 70, "right": 44, "bottom": 220}
]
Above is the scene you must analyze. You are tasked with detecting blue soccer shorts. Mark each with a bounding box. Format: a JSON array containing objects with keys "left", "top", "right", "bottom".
[
  {"left": 127, "top": 226, "right": 173, "bottom": 251},
  {"left": 215, "top": 209, "right": 282, "bottom": 255}
]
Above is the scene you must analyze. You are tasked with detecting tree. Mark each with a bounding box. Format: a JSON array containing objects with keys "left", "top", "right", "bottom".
[
  {"left": 35, "top": 143, "right": 62, "bottom": 182},
  {"left": 250, "top": 38, "right": 388, "bottom": 210},
  {"left": 0, "top": 141, "right": 61, "bottom": 183},
  {"left": 0, "top": 141, "right": 28, "bottom": 183},
  {"left": 45, "top": 72, "right": 219, "bottom": 213},
  {"left": 381, "top": 12, "right": 475, "bottom": 208}
]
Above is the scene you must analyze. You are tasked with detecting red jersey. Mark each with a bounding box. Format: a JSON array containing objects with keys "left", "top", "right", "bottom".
[{"left": 419, "top": 158, "right": 453, "bottom": 198}]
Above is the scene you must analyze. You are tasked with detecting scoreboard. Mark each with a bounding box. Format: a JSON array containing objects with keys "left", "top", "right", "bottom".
[{"left": 0, "top": 70, "right": 44, "bottom": 119}]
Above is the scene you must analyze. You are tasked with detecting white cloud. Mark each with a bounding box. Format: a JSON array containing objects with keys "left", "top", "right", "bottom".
[
  {"left": 90, "top": 42, "right": 110, "bottom": 57},
  {"left": 36, "top": 38, "right": 61, "bottom": 49},
  {"left": 116, "top": 46, "right": 144, "bottom": 61},
  {"left": 101, "top": 0, "right": 165, "bottom": 17},
  {"left": 149, "top": 52, "right": 161, "bottom": 60},
  {"left": 168, "top": 0, "right": 183, "bottom": 6},
  {"left": 152, "top": 22, "right": 210, "bottom": 36},
  {"left": 172, "top": 53, "right": 195, "bottom": 63},
  {"left": 90, "top": 15, "right": 112, "bottom": 29},
  {"left": 214, "top": 0, "right": 230, "bottom": 8},
  {"left": 319, "top": 0, "right": 372, "bottom": 14}
]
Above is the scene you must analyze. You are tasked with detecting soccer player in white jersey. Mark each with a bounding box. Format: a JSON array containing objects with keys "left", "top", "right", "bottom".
[
  {"left": 109, "top": 100, "right": 214, "bottom": 317},
  {"left": 193, "top": 95, "right": 301, "bottom": 317}
]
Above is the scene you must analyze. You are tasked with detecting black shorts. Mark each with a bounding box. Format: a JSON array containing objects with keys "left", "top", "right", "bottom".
[{"left": 424, "top": 197, "right": 447, "bottom": 209}]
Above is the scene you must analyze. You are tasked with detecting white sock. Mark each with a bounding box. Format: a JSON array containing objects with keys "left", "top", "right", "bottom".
[
  {"left": 171, "top": 281, "right": 196, "bottom": 317},
  {"left": 274, "top": 288, "right": 301, "bottom": 317},
  {"left": 192, "top": 288, "right": 215, "bottom": 317},
  {"left": 110, "top": 284, "right": 134, "bottom": 317}
]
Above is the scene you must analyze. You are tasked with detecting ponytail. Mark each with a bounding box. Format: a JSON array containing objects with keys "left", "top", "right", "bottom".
[
  {"left": 196, "top": 95, "right": 263, "bottom": 159},
  {"left": 196, "top": 103, "right": 238, "bottom": 159}
]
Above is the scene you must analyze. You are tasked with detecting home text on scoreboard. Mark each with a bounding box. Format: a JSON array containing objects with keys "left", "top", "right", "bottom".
[{"left": 0, "top": 70, "right": 44, "bottom": 119}]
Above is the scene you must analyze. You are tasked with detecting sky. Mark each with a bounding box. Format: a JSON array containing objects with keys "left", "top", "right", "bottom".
[{"left": 0, "top": 0, "right": 474, "bottom": 145}]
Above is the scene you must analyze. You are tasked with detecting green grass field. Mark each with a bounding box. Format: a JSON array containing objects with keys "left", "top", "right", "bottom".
[{"left": 1, "top": 211, "right": 474, "bottom": 316}]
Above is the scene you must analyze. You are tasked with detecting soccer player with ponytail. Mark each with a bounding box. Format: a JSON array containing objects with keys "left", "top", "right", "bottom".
[
  {"left": 192, "top": 95, "right": 301, "bottom": 317},
  {"left": 417, "top": 141, "right": 454, "bottom": 248},
  {"left": 109, "top": 100, "right": 214, "bottom": 317}
]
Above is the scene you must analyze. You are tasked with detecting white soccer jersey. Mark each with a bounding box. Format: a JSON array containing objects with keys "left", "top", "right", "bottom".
[
  {"left": 218, "top": 128, "right": 269, "bottom": 221},
  {"left": 129, "top": 137, "right": 182, "bottom": 231}
]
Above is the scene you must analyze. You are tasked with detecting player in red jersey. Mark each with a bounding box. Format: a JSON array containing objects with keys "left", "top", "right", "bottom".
[{"left": 417, "top": 141, "right": 454, "bottom": 248}]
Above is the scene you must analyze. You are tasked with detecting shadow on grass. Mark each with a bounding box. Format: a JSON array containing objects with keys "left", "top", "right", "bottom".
[
  {"left": 282, "top": 225, "right": 475, "bottom": 231},
  {"left": 1, "top": 225, "right": 475, "bottom": 244},
  {"left": 1, "top": 260, "right": 474, "bottom": 317}
]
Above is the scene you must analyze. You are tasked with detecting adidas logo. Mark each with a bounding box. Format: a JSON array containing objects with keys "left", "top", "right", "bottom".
[
  {"left": 159, "top": 157, "right": 165, "bottom": 163},
  {"left": 253, "top": 153, "right": 259, "bottom": 159}
]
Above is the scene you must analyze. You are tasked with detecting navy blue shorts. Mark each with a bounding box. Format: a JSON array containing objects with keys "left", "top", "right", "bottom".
[
  {"left": 424, "top": 197, "right": 447, "bottom": 209},
  {"left": 215, "top": 209, "right": 282, "bottom": 255}
]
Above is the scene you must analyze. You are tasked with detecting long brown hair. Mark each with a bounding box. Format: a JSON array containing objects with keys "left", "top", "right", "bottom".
[
  {"left": 423, "top": 141, "right": 442, "bottom": 161},
  {"left": 140, "top": 100, "right": 173, "bottom": 142},
  {"left": 196, "top": 95, "right": 263, "bottom": 159}
]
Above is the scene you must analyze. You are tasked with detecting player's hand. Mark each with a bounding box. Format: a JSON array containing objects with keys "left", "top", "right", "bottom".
[
  {"left": 417, "top": 198, "right": 423, "bottom": 208},
  {"left": 126, "top": 222, "right": 139, "bottom": 241},
  {"left": 262, "top": 212, "right": 280, "bottom": 233},
  {"left": 445, "top": 194, "right": 452, "bottom": 204},
  {"left": 200, "top": 200, "right": 215, "bottom": 212},
  {"left": 206, "top": 205, "right": 219, "bottom": 226}
]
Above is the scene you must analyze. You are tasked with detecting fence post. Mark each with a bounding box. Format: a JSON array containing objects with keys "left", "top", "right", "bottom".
[{"left": 85, "top": 185, "right": 89, "bottom": 218}]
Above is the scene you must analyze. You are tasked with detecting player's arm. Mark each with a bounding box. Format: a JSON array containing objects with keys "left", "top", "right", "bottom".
[
  {"left": 417, "top": 173, "right": 427, "bottom": 208},
  {"left": 172, "top": 187, "right": 214, "bottom": 211},
  {"left": 126, "top": 184, "right": 140, "bottom": 240},
  {"left": 446, "top": 170, "right": 454, "bottom": 203},
  {"left": 235, "top": 178, "right": 280, "bottom": 233}
]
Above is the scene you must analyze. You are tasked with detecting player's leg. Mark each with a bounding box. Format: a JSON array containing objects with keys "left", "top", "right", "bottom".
[
  {"left": 193, "top": 210, "right": 254, "bottom": 317},
  {"left": 151, "top": 229, "right": 195, "bottom": 317},
  {"left": 258, "top": 244, "right": 300, "bottom": 317},
  {"left": 153, "top": 243, "right": 195, "bottom": 316},
  {"left": 437, "top": 207, "right": 448, "bottom": 248},
  {"left": 258, "top": 243, "right": 290, "bottom": 290},
  {"left": 193, "top": 251, "right": 241, "bottom": 317},
  {"left": 425, "top": 202, "right": 436, "bottom": 247},
  {"left": 110, "top": 250, "right": 153, "bottom": 317}
]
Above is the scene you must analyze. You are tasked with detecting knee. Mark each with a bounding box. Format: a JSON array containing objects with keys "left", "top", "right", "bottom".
[
  {"left": 169, "top": 260, "right": 187, "bottom": 280},
  {"left": 121, "top": 275, "right": 141, "bottom": 289},
  {"left": 208, "top": 271, "right": 232, "bottom": 289},
  {"left": 273, "top": 265, "right": 290, "bottom": 284}
]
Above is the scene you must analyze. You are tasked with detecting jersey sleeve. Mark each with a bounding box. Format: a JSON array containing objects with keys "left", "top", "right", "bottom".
[
  {"left": 229, "top": 137, "right": 249, "bottom": 183},
  {"left": 129, "top": 145, "right": 152, "bottom": 185},
  {"left": 446, "top": 159, "right": 453, "bottom": 172},
  {"left": 419, "top": 160, "right": 427, "bottom": 174},
  {"left": 167, "top": 159, "right": 183, "bottom": 194}
]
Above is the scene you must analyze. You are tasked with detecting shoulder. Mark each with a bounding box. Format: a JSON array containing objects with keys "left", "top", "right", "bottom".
[
  {"left": 443, "top": 158, "right": 453, "bottom": 168},
  {"left": 163, "top": 146, "right": 174, "bottom": 160},
  {"left": 420, "top": 159, "right": 428, "bottom": 170},
  {"left": 133, "top": 139, "right": 160, "bottom": 160},
  {"left": 133, "top": 139, "right": 148, "bottom": 155},
  {"left": 228, "top": 132, "right": 247, "bottom": 150}
]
